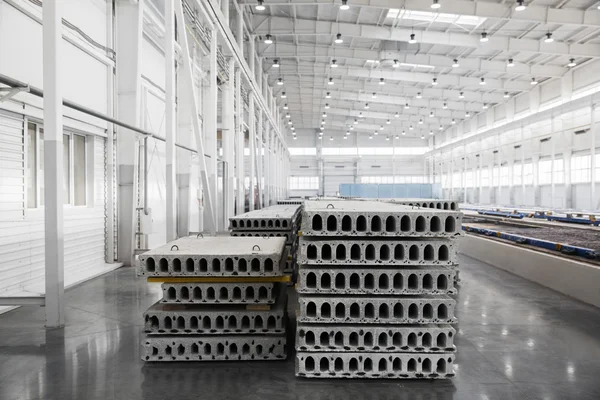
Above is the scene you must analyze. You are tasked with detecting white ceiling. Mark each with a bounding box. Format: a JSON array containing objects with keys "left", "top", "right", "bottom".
[{"left": 242, "top": 0, "right": 600, "bottom": 141}]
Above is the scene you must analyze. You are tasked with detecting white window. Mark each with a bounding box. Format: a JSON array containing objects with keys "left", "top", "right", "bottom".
[
  {"left": 289, "top": 147, "right": 316, "bottom": 156},
  {"left": 553, "top": 158, "right": 564, "bottom": 184},
  {"left": 571, "top": 155, "right": 591, "bottom": 183},
  {"left": 452, "top": 172, "right": 461, "bottom": 188},
  {"left": 26, "top": 122, "right": 87, "bottom": 208},
  {"left": 465, "top": 171, "right": 473, "bottom": 188},
  {"left": 481, "top": 169, "right": 489, "bottom": 187},
  {"left": 492, "top": 166, "right": 499, "bottom": 186},
  {"left": 500, "top": 165, "right": 510, "bottom": 186},
  {"left": 523, "top": 162, "right": 533, "bottom": 185},
  {"left": 289, "top": 176, "right": 319, "bottom": 190},
  {"left": 538, "top": 160, "right": 552, "bottom": 185},
  {"left": 513, "top": 163, "right": 522, "bottom": 186}
]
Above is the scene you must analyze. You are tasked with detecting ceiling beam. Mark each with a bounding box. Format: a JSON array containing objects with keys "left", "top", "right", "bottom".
[
  {"left": 273, "top": 77, "right": 512, "bottom": 103},
  {"left": 268, "top": 60, "right": 534, "bottom": 91},
  {"left": 243, "top": 0, "right": 600, "bottom": 28},
  {"left": 258, "top": 42, "right": 569, "bottom": 78},
  {"left": 252, "top": 15, "right": 600, "bottom": 58}
]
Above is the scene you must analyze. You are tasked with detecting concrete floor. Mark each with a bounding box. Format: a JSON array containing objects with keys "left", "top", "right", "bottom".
[{"left": 1, "top": 255, "right": 600, "bottom": 400}]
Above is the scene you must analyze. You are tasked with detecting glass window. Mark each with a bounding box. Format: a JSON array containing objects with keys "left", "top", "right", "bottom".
[
  {"left": 289, "top": 176, "right": 318, "bottom": 190},
  {"left": 27, "top": 123, "right": 37, "bottom": 208},
  {"left": 63, "top": 134, "right": 70, "bottom": 204},
  {"left": 523, "top": 162, "right": 533, "bottom": 185},
  {"left": 73, "top": 134, "right": 86, "bottom": 206},
  {"left": 539, "top": 160, "right": 552, "bottom": 185},
  {"left": 465, "top": 171, "right": 473, "bottom": 188},
  {"left": 481, "top": 169, "right": 489, "bottom": 187},
  {"left": 492, "top": 166, "right": 499, "bottom": 186},
  {"left": 500, "top": 166, "right": 509, "bottom": 186},
  {"left": 553, "top": 158, "right": 564, "bottom": 184},
  {"left": 571, "top": 155, "right": 591, "bottom": 184},
  {"left": 513, "top": 163, "right": 522, "bottom": 186}
]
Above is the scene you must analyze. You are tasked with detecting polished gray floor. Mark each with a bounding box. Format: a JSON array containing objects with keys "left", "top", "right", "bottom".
[{"left": 1, "top": 255, "right": 600, "bottom": 400}]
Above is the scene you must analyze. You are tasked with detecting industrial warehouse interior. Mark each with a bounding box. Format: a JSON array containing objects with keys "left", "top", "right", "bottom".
[{"left": 1, "top": 0, "right": 600, "bottom": 398}]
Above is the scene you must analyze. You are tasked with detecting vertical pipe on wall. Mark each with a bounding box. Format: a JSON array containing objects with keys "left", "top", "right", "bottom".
[
  {"left": 43, "top": 0, "right": 65, "bottom": 328},
  {"left": 203, "top": 26, "right": 219, "bottom": 231},
  {"left": 248, "top": 93, "right": 256, "bottom": 210},
  {"left": 256, "top": 110, "right": 263, "bottom": 209},
  {"left": 165, "top": 0, "right": 177, "bottom": 242},
  {"left": 235, "top": 67, "right": 245, "bottom": 215},
  {"left": 223, "top": 59, "right": 236, "bottom": 221},
  {"left": 105, "top": 0, "right": 115, "bottom": 262}
]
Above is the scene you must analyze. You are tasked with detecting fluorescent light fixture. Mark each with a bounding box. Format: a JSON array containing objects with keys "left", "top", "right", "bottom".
[
  {"left": 431, "top": 0, "right": 441, "bottom": 9},
  {"left": 286, "top": 113, "right": 291, "bottom": 118},
  {"left": 465, "top": 111, "right": 471, "bottom": 117},
  {"left": 280, "top": 92, "right": 286, "bottom": 98},
  {"left": 331, "top": 59, "right": 338, "bottom": 68},
  {"left": 409, "top": 125, "right": 414, "bottom": 130},
  {"left": 405, "top": 103, "right": 410, "bottom": 109},
  {"left": 396, "top": 135, "right": 400, "bottom": 139},
  {"left": 380, "top": 125, "right": 384, "bottom": 130},
  {"left": 343, "top": 136, "right": 347, "bottom": 139},
  {"left": 272, "top": 59, "right": 280, "bottom": 68},
  {"left": 416, "top": 92, "right": 422, "bottom": 99},
  {"left": 325, "top": 104, "right": 330, "bottom": 109},
  {"left": 379, "top": 78, "right": 385, "bottom": 85},
  {"left": 531, "top": 77, "right": 538, "bottom": 85},
  {"left": 283, "top": 104, "right": 288, "bottom": 109},
  {"left": 393, "top": 59, "right": 399, "bottom": 68},
  {"left": 256, "top": 0, "right": 265, "bottom": 11},
  {"left": 429, "top": 111, "right": 435, "bottom": 117},
  {"left": 480, "top": 32, "right": 489, "bottom": 42},
  {"left": 443, "top": 103, "right": 447, "bottom": 109},
  {"left": 335, "top": 33, "right": 344, "bottom": 44},
  {"left": 293, "top": 136, "right": 297, "bottom": 140},
  {"left": 421, "top": 135, "right": 425, "bottom": 139},
  {"left": 386, "top": 136, "right": 390, "bottom": 141},
  {"left": 364, "top": 103, "right": 369, "bottom": 109},
  {"left": 399, "top": 62, "right": 435, "bottom": 69},
  {"left": 346, "top": 131, "right": 350, "bottom": 135},
  {"left": 330, "top": 136, "right": 334, "bottom": 141},
  {"left": 419, "top": 119, "right": 423, "bottom": 124},
  {"left": 482, "top": 103, "right": 488, "bottom": 109},
  {"left": 350, "top": 125, "right": 354, "bottom": 130},
  {"left": 451, "top": 119, "right": 456, "bottom": 124},
  {"left": 322, "top": 113, "right": 327, "bottom": 118},
  {"left": 459, "top": 92, "right": 464, "bottom": 99},
  {"left": 504, "top": 92, "right": 510, "bottom": 98},
  {"left": 328, "top": 77, "right": 335, "bottom": 85},
  {"left": 288, "top": 120, "right": 292, "bottom": 125},
  {"left": 354, "top": 119, "right": 358, "bottom": 124},
  {"left": 369, "top": 135, "right": 373, "bottom": 139},
  {"left": 320, "top": 126, "right": 324, "bottom": 130},
  {"left": 340, "top": 0, "right": 349, "bottom": 10},
  {"left": 544, "top": 32, "right": 554, "bottom": 43},
  {"left": 277, "top": 78, "right": 283, "bottom": 85},
  {"left": 409, "top": 33, "right": 417, "bottom": 44},
  {"left": 386, "top": 119, "right": 391, "bottom": 124},
  {"left": 326, "top": 92, "right": 331, "bottom": 98},
  {"left": 452, "top": 59, "right": 459, "bottom": 68},
  {"left": 432, "top": 78, "right": 438, "bottom": 85},
  {"left": 430, "top": 130, "right": 434, "bottom": 135},
  {"left": 395, "top": 112, "right": 400, "bottom": 117},
  {"left": 515, "top": 0, "right": 526, "bottom": 11},
  {"left": 374, "top": 131, "right": 379, "bottom": 135},
  {"left": 291, "top": 126, "right": 295, "bottom": 130},
  {"left": 480, "top": 77, "right": 486, "bottom": 85},
  {"left": 264, "top": 34, "right": 273, "bottom": 44},
  {"left": 402, "top": 131, "right": 406, "bottom": 135},
  {"left": 567, "top": 58, "right": 577, "bottom": 67},
  {"left": 507, "top": 58, "right": 515, "bottom": 67},
  {"left": 372, "top": 92, "right": 377, "bottom": 99}
]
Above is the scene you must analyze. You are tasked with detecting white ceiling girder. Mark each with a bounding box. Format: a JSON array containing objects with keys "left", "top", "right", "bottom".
[
  {"left": 322, "top": 119, "right": 447, "bottom": 134},
  {"left": 253, "top": 16, "right": 600, "bottom": 58},
  {"left": 244, "top": 0, "right": 600, "bottom": 28},
  {"left": 270, "top": 61, "right": 533, "bottom": 91},
  {"left": 273, "top": 78, "right": 510, "bottom": 103},
  {"left": 259, "top": 43, "right": 568, "bottom": 78}
]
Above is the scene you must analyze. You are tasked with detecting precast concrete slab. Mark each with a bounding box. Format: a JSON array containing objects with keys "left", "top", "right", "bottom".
[
  {"left": 298, "top": 238, "right": 458, "bottom": 266},
  {"left": 376, "top": 199, "right": 459, "bottom": 211},
  {"left": 297, "top": 296, "right": 456, "bottom": 324},
  {"left": 296, "top": 267, "right": 457, "bottom": 296},
  {"left": 138, "top": 237, "right": 287, "bottom": 277},
  {"left": 229, "top": 205, "right": 301, "bottom": 231},
  {"left": 300, "top": 200, "right": 462, "bottom": 237},
  {"left": 295, "top": 324, "right": 456, "bottom": 353},
  {"left": 142, "top": 335, "right": 287, "bottom": 362},
  {"left": 160, "top": 282, "right": 282, "bottom": 304},
  {"left": 295, "top": 352, "right": 455, "bottom": 379},
  {"left": 144, "top": 293, "right": 287, "bottom": 335},
  {"left": 277, "top": 199, "right": 304, "bottom": 205},
  {"left": 230, "top": 231, "right": 294, "bottom": 245}
]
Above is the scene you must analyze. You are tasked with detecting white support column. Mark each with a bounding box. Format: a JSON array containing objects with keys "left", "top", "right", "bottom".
[
  {"left": 256, "top": 110, "right": 264, "bottom": 209},
  {"left": 43, "top": 0, "right": 65, "bottom": 328},
  {"left": 116, "top": 0, "right": 143, "bottom": 267},
  {"left": 550, "top": 117, "right": 556, "bottom": 209},
  {"left": 220, "top": 0, "right": 229, "bottom": 21},
  {"left": 591, "top": 104, "right": 597, "bottom": 209},
  {"left": 223, "top": 59, "right": 236, "bottom": 222},
  {"left": 165, "top": 0, "right": 176, "bottom": 242},
  {"left": 264, "top": 126, "right": 271, "bottom": 206},
  {"left": 235, "top": 69, "right": 245, "bottom": 214},
  {"left": 521, "top": 127, "right": 525, "bottom": 205},
  {"left": 248, "top": 37, "right": 255, "bottom": 75},
  {"left": 203, "top": 25, "right": 219, "bottom": 232},
  {"left": 236, "top": 6, "right": 244, "bottom": 49},
  {"left": 174, "top": 0, "right": 216, "bottom": 234},
  {"left": 449, "top": 156, "right": 454, "bottom": 200},
  {"left": 248, "top": 93, "right": 256, "bottom": 211},
  {"left": 462, "top": 151, "right": 467, "bottom": 204}
]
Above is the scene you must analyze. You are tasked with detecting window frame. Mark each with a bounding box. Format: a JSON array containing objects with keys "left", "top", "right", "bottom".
[{"left": 26, "top": 120, "right": 89, "bottom": 209}]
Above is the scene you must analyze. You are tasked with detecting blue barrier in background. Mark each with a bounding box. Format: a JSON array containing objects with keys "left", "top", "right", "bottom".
[{"left": 339, "top": 184, "right": 442, "bottom": 199}]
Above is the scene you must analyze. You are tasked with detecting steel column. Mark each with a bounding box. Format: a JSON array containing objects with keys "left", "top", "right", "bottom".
[
  {"left": 222, "top": 59, "right": 236, "bottom": 221},
  {"left": 235, "top": 67, "right": 245, "bottom": 215},
  {"left": 165, "top": 0, "right": 177, "bottom": 241},
  {"left": 43, "top": 0, "right": 65, "bottom": 328},
  {"left": 248, "top": 93, "right": 256, "bottom": 211}
]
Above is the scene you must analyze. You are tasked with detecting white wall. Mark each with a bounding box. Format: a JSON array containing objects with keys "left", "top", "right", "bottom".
[{"left": 0, "top": 0, "right": 114, "bottom": 306}]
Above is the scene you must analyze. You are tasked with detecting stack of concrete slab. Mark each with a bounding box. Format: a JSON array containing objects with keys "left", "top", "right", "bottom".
[
  {"left": 230, "top": 205, "right": 302, "bottom": 278},
  {"left": 138, "top": 236, "right": 288, "bottom": 362},
  {"left": 295, "top": 200, "right": 462, "bottom": 379},
  {"left": 277, "top": 199, "right": 305, "bottom": 206}
]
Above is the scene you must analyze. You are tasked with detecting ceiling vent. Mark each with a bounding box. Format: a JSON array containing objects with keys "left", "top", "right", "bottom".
[
  {"left": 574, "top": 129, "right": 589, "bottom": 135},
  {"left": 540, "top": 137, "right": 551, "bottom": 143},
  {"left": 514, "top": 145, "right": 521, "bottom": 149},
  {"left": 371, "top": 165, "right": 381, "bottom": 168},
  {"left": 299, "top": 166, "right": 309, "bottom": 169},
  {"left": 493, "top": 150, "right": 498, "bottom": 154}
]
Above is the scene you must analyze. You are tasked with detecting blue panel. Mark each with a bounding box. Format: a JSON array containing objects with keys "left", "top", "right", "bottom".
[
  {"left": 432, "top": 183, "right": 442, "bottom": 198},
  {"left": 392, "top": 185, "right": 407, "bottom": 198},
  {"left": 420, "top": 184, "right": 432, "bottom": 198},
  {"left": 339, "top": 184, "right": 352, "bottom": 197},
  {"left": 378, "top": 184, "right": 394, "bottom": 198},
  {"left": 406, "top": 184, "right": 421, "bottom": 198}
]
